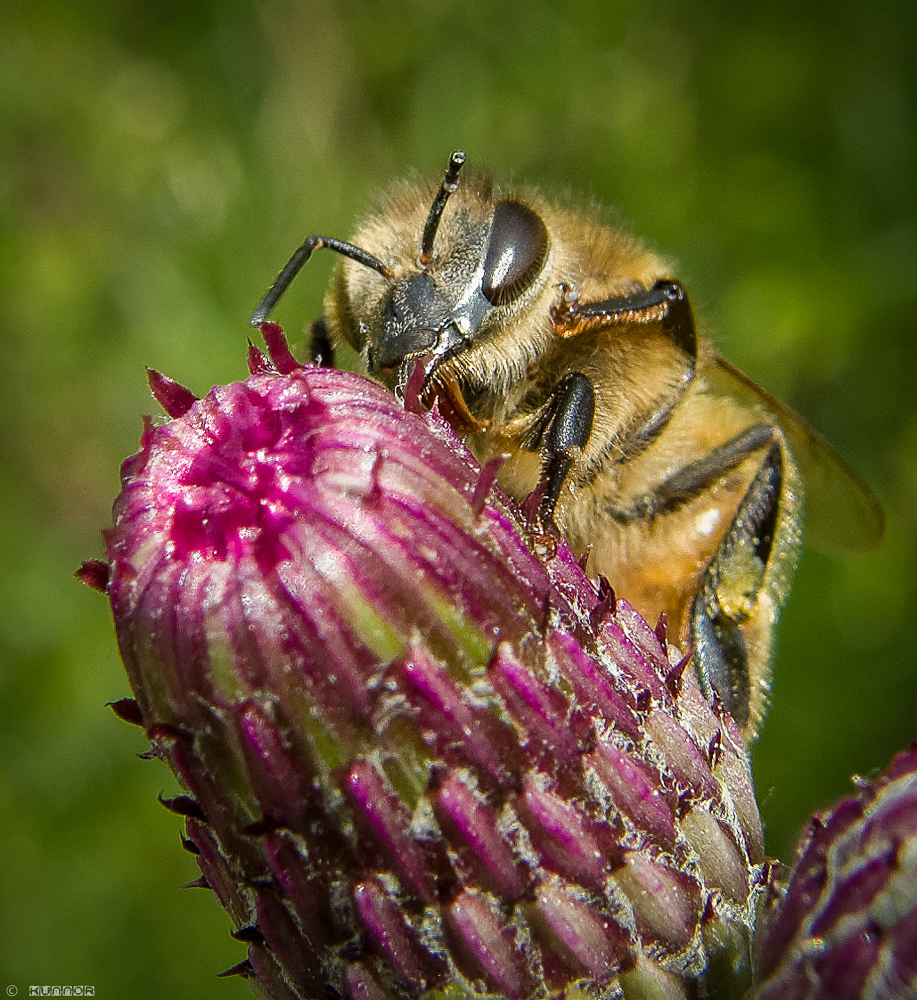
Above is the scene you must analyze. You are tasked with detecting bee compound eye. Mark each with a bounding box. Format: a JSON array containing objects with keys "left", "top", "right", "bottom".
[{"left": 481, "top": 201, "right": 549, "bottom": 307}]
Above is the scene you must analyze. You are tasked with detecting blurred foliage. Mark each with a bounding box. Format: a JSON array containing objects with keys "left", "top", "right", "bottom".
[{"left": 1, "top": 1, "right": 915, "bottom": 996}]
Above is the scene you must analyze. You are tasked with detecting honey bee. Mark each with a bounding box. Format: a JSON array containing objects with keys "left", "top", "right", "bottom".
[{"left": 251, "top": 151, "right": 884, "bottom": 740}]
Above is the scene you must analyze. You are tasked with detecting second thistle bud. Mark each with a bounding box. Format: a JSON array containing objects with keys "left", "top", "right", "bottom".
[
  {"left": 754, "top": 746, "right": 917, "bottom": 1000},
  {"left": 92, "top": 325, "right": 767, "bottom": 1000}
]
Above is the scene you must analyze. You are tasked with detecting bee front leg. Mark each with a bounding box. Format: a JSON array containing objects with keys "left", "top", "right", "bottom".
[{"left": 531, "top": 372, "right": 595, "bottom": 521}]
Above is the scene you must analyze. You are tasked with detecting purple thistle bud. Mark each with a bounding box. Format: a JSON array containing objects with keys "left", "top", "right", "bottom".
[
  {"left": 94, "top": 324, "right": 768, "bottom": 999},
  {"left": 754, "top": 745, "right": 917, "bottom": 1000}
]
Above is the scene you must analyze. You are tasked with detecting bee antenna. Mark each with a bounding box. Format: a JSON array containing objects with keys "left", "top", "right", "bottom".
[
  {"left": 250, "top": 236, "right": 393, "bottom": 326},
  {"left": 419, "top": 150, "right": 466, "bottom": 267}
]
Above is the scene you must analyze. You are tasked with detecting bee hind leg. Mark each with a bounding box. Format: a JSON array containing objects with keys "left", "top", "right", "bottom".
[
  {"left": 690, "top": 436, "right": 803, "bottom": 739},
  {"left": 603, "top": 421, "right": 800, "bottom": 738},
  {"left": 624, "top": 423, "right": 777, "bottom": 522}
]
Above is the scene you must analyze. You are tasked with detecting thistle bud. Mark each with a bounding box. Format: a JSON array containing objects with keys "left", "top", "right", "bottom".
[
  {"left": 754, "top": 745, "right": 917, "bottom": 1000},
  {"left": 91, "top": 325, "right": 767, "bottom": 999}
]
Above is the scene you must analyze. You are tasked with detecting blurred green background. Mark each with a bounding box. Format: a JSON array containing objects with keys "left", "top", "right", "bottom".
[{"left": 1, "top": 1, "right": 915, "bottom": 996}]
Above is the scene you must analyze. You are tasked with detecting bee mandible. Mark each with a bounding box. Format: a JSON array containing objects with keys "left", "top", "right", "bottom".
[{"left": 251, "top": 151, "right": 884, "bottom": 739}]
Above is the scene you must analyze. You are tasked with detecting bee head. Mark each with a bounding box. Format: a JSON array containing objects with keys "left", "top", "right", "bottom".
[{"left": 346, "top": 152, "right": 551, "bottom": 387}]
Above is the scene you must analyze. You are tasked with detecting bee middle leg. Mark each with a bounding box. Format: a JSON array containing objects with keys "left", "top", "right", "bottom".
[{"left": 529, "top": 372, "right": 596, "bottom": 521}]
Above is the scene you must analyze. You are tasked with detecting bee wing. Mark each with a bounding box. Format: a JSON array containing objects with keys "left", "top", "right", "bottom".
[{"left": 706, "top": 354, "right": 885, "bottom": 556}]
